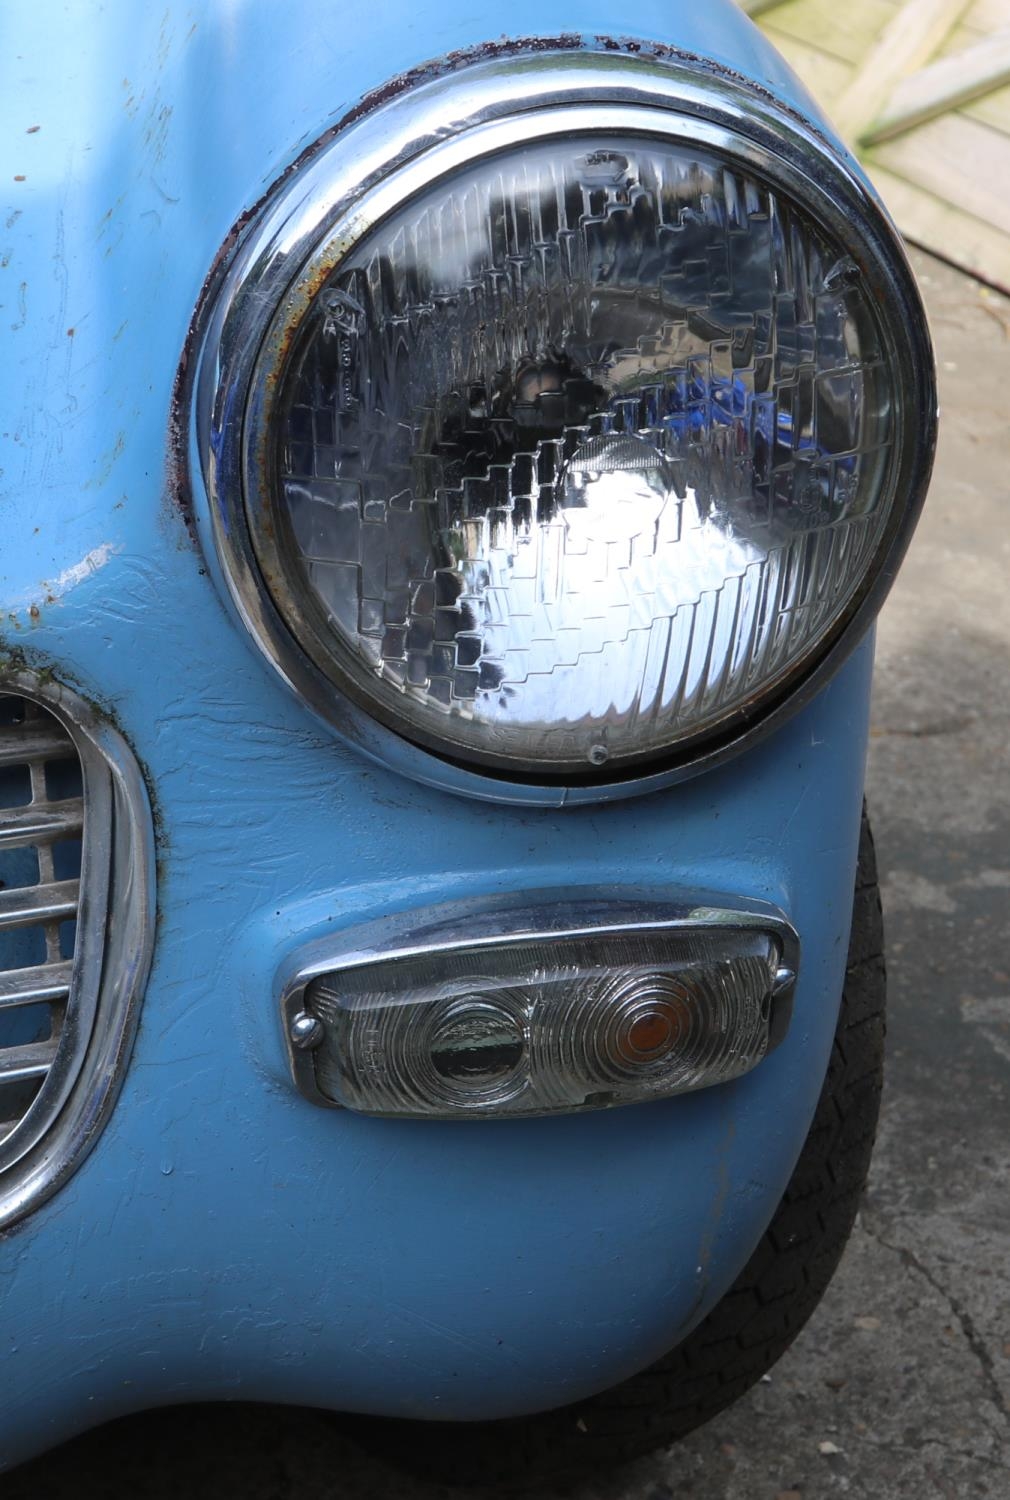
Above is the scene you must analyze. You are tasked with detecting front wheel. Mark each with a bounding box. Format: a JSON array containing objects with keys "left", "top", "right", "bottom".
[{"left": 351, "top": 808, "right": 887, "bottom": 1487}]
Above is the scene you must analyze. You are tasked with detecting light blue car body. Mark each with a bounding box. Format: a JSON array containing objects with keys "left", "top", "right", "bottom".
[{"left": 0, "top": 0, "right": 876, "bottom": 1469}]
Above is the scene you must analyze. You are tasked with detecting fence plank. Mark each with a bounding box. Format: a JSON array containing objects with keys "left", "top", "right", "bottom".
[
  {"left": 871, "top": 111, "right": 1010, "bottom": 236},
  {"left": 763, "top": 27, "right": 854, "bottom": 106},
  {"left": 760, "top": 0, "right": 896, "bottom": 65},
  {"left": 832, "top": 0, "right": 975, "bottom": 140},
  {"left": 866, "top": 27, "right": 1010, "bottom": 139},
  {"left": 739, "top": 0, "right": 789, "bottom": 14},
  {"left": 869, "top": 163, "right": 1010, "bottom": 288}
]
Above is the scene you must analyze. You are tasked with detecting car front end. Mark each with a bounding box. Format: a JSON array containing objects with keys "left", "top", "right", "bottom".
[{"left": 0, "top": 0, "right": 934, "bottom": 1474}]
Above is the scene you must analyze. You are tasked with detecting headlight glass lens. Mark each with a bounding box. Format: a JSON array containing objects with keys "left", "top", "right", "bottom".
[{"left": 267, "top": 134, "right": 894, "bottom": 775}]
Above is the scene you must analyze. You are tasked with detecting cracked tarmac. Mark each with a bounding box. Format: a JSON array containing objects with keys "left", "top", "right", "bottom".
[{"left": 4, "top": 255, "right": 1007, "bottom": 1500}]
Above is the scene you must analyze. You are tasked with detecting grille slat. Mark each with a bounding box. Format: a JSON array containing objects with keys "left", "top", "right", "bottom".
[
  {"left": 1, "top": 693, "right": 86, "bottom": 1159},
  {"left": 0, "top": 681, "right": 153, "bottom": 1228},
  {"left": 0, "top": 799, "right": 85, "bottom": 851},
  {"left": 0, "top": 960, "right": 74, "bottom": 1009},
  {"left": 0, "top": 1039, "right": 59, "bottom": 1084},
  {"left": 0, "top": 879, "right": 80, "bottom": 931},
  {"left": 0, "top": 721, "right": 75, "bottom": 767}
]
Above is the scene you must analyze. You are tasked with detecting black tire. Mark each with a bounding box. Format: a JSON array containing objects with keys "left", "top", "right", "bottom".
[{"left": 351, "top": 807, "right": 886, "bottom": 1487}]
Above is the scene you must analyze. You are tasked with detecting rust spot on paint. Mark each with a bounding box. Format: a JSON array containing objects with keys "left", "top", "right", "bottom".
[
  {"left": 596, "top": 33, "right": 840, "bottom": 150},
  {"left": 13, "top": 176, "right": 26, "bottom": 183}
]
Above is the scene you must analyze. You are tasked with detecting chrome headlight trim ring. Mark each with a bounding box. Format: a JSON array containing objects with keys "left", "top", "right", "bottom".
[{"left": 190, "top": 46, "right": 936, "bottom": 807}]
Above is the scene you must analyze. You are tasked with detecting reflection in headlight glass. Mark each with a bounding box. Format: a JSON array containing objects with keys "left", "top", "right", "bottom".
[{"left": 272, "top": 136, "right": 893, "bottom": 772}]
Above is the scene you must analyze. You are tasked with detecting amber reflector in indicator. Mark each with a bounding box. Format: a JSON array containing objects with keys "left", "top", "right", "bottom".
[{"left": 303, "top": 926, "right": 792, "bottom": 1119}]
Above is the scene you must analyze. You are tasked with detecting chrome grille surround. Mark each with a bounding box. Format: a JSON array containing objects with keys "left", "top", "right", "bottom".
[{"left": 0, "top": 672, "right": 154, "bottom": 1228}]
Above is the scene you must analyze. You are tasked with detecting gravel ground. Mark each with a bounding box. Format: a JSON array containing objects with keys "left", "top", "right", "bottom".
[{"left": 5, "top": 251, "right": 1008, "bottom": 1500}]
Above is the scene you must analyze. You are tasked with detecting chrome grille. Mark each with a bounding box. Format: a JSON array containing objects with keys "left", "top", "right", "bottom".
[
  {"left": 0, "top": 677, "right": 154, "bottom": 1226},
  {"left": 0, "top": 696, "right": 84, "bottom": 1136}
]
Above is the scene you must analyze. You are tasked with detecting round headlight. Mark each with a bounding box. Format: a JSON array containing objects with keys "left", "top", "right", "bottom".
[{"left": 196, "top": 52, "right": 935, "bottom": 801}]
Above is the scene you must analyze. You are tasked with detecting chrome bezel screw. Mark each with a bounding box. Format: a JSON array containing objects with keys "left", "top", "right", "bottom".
[{"left": 289, "top": 1012, "right": 325, "bottom": 1051}]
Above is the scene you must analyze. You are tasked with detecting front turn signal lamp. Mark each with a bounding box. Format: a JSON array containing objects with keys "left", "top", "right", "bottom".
[{"left": 279, "top": 894, "right": 798, "bottom": 1119}]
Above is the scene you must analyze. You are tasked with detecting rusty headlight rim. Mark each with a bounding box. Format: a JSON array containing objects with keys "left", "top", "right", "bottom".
[{"left": 189, "top": 45, "right": 936, "bottom": 808}]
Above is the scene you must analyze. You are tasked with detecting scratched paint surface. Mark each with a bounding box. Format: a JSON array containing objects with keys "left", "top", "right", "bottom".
[{"left": 0, "top": 0, "right": 872, "bottom": 1469}]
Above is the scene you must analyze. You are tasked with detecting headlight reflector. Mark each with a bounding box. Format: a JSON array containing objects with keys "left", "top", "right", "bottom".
[
  {"left": 199, "top": 54, "right": 936, "bottom": 798},
  {"left": 271, "top": 136, "right": 892, "bottom": 774}
]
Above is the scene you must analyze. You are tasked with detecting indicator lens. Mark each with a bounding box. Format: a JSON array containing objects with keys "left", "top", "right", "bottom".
[{"left": 302, "top": 926, "right": 788, "bottom": 1119}]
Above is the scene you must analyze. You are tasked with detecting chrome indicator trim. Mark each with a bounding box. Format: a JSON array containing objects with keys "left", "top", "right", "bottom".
[{"left": 278, "top": 888, "right": 800, "bottom": 1115}]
